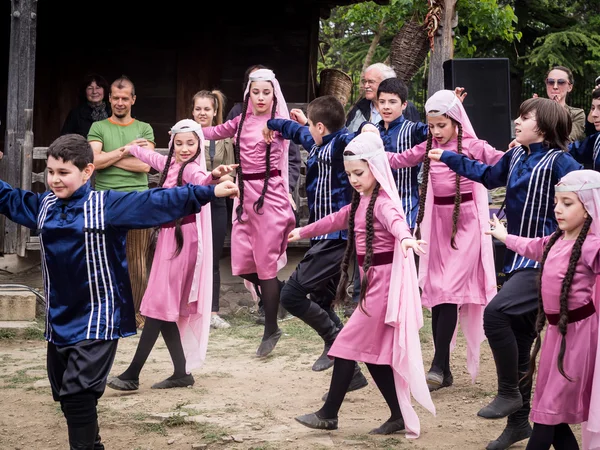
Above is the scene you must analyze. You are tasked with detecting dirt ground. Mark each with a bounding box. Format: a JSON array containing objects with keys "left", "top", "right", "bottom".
[{"left": 0, "top": 267, "right": 582, "bottom": 450}]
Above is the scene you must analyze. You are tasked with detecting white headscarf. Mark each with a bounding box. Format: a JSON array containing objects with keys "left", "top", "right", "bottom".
[
  {"left": 425, "top": 89, "right": 477, "bottom": 139},
  {"left": 344, "top": 132, "right": 435, "bottom": 439}
]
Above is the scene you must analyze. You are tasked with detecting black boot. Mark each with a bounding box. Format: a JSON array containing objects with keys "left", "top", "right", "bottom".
[
  {"left": 485, "top": 415, "right": 532, "bottom": 450},
  {"left": 298, "top": 302, "right": 341, "bottom": 372},
  {"left": 67, "top": 421, "right": 98, "bottom": 450},
  {"left": 477, "top": 344, "right": 522, "bottom": 419},
  {"left": 322, "top": 363, "right": 368, "bottom": 401}
]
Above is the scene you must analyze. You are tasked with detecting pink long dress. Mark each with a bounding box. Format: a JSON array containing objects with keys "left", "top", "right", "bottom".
[
  {"left": 129, "top": 147, "right": 213, "bottom": 371},
  {"left": 203, "top": 115, "right": 295, "bottom": 280},
  {"left": 388, "top": 137, "right": 503, "bottom": 380},
  {"left": 506, "top": 234, "right": 600, "bottom": 425}
]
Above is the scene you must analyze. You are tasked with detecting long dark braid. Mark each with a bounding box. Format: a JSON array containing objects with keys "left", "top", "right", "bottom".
[
  {"left": 450, "top": 123, "right": 464, "bottom": 250},
  {"left": 524, "top": 215, "right": 593, "bottom": 383},
  {"left": 334, "top": 190, "right": 361, "bottom": 305},
  {"left": 253, "top": 93, "right": 277, "bottom": 214},
  {"left": 414, "top": 131, "right": 433, "bottom": 240},
  {"left": 357, "top": 183, "right": 381, "bottom": 315},
  {"left": 234, "top": 92, "right": 251, "bottom": 223},
  {"left": 170, "top": 144, "right": 202, "bottom": 258}
]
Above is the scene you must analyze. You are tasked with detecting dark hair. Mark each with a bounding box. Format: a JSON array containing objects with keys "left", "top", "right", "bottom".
[
  {"left": 234, "top": 79, "right": 277, "bottom": 222},
  {"left": 524, "top": 215, "right": 593, "bottom": 384},
  {"left": 307, "top": 95, "right": 345, "bottom": 132},
  {"left": 546, "top": 66, "right": 574, "bottom": 85},
  {"left": 192, "top": 90, "right": 227, "bottom": 125},
  {"left": 111, "top": 75, "right": 135, "bottom": 96},
  {"left": 334, "top": 178, "right": 381, "bottom": 314},
  {"left": 47, "top": 134, "right": 94, "bottom": 169},
  {"left": 377, "top": 77, "right": 408, "bottom": 104},
  {"left": 415, "top": 118, "right": 464, "bottom": 249},
  {"left": 518, "top": 97, "right": 572, "bottom": 151},
  {"left": 242, "top": 64, "right": 269, "bottom": 91},
  {"left": 79, "top": 73, "right": 109, "bottom": 103},
  {"left": 593, "top": 87, "right": 600, "bottom": 101},
  {"left": 156, "top": 126, "right": 203, "bottom": 257}
]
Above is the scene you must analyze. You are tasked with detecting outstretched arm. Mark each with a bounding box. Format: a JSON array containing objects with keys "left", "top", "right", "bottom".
[
  {"left": 486, "top": 214, "right": 549, "bottom": 262},
  {"left": 202, "top": 117, "right": 240, "bottom": 141},
  {"left": 289, "top": 205, "right": 351, "bottom": 241},
  {"left": 0, "top": 180, "right": 41, "bottom": 229},
  {"left": 387, "top": 141, "right": 428, "bottom": 169}
]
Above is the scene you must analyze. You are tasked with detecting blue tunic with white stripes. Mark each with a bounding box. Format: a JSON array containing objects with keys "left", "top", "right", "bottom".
[
  {"left": 377, "top": 116, "right": 428, "bottom": 229},
  {"left": 440, "top": 142, "right": 582, "bottom": 274},
  {"left": 0, "top": 180, "right": 215, "bottom": 345},
  {"left": 267, "top": 119, "right": 356, "bottom": 241},
  {"left": 569, "top": 131, "right": 600, "bottom": 171}
]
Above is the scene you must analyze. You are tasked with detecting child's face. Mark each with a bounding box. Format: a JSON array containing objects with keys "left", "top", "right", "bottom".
[
  {"left": 378, "top": 93, "right": 407, "bottom": 125},
  {"left": 47, "top": 156, "right": 93, "bottom": 199},
  {"left": 345, "top": 159, "right": 376, "bottom": 196},
  {"left": 193, "top": 97, "right": 217, "bottom": 127},
  {"left": 307, "top": 118, "right": 325, "bottom": 146},
  {"left": 173, "top": 132, "right": 199, "bottom": 164},
  {"left": 427, "top": 115, "right": 457, "bottom": 145},
  {"left": 514, "top": 111, "right": 543, "bottom": 146},
  {"left": 589, "top": 98, "right": 600, "bottom": 132},
  {"left": 554, "top": 191, "right": 587, "bottom": 238},
  {"left": 249, "top": 80, "right": 274, "bottom": 116}
]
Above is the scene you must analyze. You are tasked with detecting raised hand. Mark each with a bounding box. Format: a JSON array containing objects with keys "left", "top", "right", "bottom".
[
  {"left": 428, "top": 148, "right": 444, "bottom": 161},
  {"left": 454, "top": 87, "right": 467, "bottom": 103},
  {"left": 290, "top": 108, "right": 307, "bottom": 125},
  {"left": 212, "top": 164, "right": 239, "bottom": 180},
  {"left": 288, "top": 227, "right": 302, "bottom": 242},
  {"left": 484, "top": 214, "right": 507, "bottom": 242},
  {"left": 214, "top": 180, "right": 239, "bottom": 198},
  {"left": 401, "top": 238, "right": 427, "bottom": 257}
]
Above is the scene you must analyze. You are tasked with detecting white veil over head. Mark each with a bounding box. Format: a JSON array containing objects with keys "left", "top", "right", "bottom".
[
  {"left": 425, "top": 89, "right": 476, "bottom": 139},
  {"left": 168, "top": 118, "right": 207, "bottom": 170}
]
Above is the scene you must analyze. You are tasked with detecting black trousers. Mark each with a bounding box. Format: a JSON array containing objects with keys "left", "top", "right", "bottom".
[
  {"left": 281, "top": 239, "right": 347, "bottom": 317},
  {"left": 211, "top": 197, "right": 228, "bottom": 313}
]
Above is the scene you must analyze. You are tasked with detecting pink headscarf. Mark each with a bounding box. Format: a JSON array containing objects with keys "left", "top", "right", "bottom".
[
  {"left": 556, "top": 170, "right": 600, "bottom": 450},
  {"left": 344, "top": 132, "right": 436, "bottom": 439},
  {"left": 419, "top": 90, "right": 497, "bottom": 382},
  {"left": 169, "top": 119, "right": 214, "bottom": 372}
]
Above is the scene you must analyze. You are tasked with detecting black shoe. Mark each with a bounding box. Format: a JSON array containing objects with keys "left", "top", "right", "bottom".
[
  {"left": 151, "top": 374, "right": 195, "bottom": 389},
  {"left": 477, "top": 392, "right": 523, "bottom": 419},
  {"left": 368, "top": 418, "right": 405, "bottom": 435},
  {"left": 106, "top": 376, "right": 139, "bottom": 391},
  {"left": 322, "top": 364, "right": 368, "bottom": 401},
  {"left": 295, "top": 412, "right": 338, "bottom": 430},
  {"left": 485, "top": 421, "right": 532, "bottom": 450},
  {"left": 312, "top": 341, "right": 335, "bottom": 372},
  {"left": 256, "top": 328, "right": 282, "bottom": 357},
  {"left": 427, "top": 370, "right": 453, "bottom": 392}
]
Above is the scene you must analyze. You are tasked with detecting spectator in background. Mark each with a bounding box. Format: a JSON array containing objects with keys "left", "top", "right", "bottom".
[
  {"left": 584, "top": 75, "right": 600, "bottom": 137},
  {"left": 61, "top": 73, "right": 111, "bottom": 137},
  {"left": 345, "top": 63, "right": 421, "bottom": 133}
]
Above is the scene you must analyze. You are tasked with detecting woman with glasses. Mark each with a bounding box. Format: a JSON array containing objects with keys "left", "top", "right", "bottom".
[
  {"left": 538, "top": 66, "right": 586, "bottom": 142},
  {"left": 61, "top": 73, "right": 111, "bottom": 138}
]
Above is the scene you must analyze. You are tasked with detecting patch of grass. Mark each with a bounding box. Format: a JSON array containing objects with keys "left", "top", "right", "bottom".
[
  {"left": 0, "top": 368, "right": 44, "bottom": 388},
  {"left": 190, "top": 422, "right": 230, "bottom": 443},
  {"left": 0, "top": 329, "right": 17, "bottom": 340},
  {"left": 22, "top": 326, "right": 45, "bottom": 340},
  {"left": 139, "top": 422, "right": 167, "bottom": 436},
  {"left": 130, "top": 412, "right": 149, "bottom": 421},
  {"left": 163, "top": 414, "right": 188, "bottom": 427},
  {"left": 262, "top": 408, "right": 275, "bottom": 420}
]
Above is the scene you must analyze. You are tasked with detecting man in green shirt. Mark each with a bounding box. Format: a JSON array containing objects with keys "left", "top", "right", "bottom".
[{"left": 88, "top": 76, "right": 155, "bottom": 326}]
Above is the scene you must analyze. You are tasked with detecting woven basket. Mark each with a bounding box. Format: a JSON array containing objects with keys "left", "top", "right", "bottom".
[{"left": 319, "top": 68, "right": 353, "bottom": 107}]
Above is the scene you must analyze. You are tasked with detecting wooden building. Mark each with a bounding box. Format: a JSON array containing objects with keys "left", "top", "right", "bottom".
[{"left": 1, "top": 0, "right": 385, "bottom": 255}]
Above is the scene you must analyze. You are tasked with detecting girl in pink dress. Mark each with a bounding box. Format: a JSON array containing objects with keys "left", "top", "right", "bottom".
[
  {"left": 387, "top": 90, "right": 504, "bottom": 391},
  {"left": 487, "top": 169, "right": 600, "bottom": 450},
  {"left": 291, "top": 132, "right": 435, "bottom": 439},
  {"left": 107, "top": 119, "right": 236, "bottom": 391},
  {"left": 201, "top": 69, "right": 296, "bottom": 357}
]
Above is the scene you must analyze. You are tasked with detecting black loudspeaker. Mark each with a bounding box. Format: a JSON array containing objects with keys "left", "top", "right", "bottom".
[{"left": 443, "top": 58, "right": 512, "bottom": 150}]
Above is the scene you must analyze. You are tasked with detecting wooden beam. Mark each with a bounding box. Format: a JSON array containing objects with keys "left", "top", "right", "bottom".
[
  {"left": 427, "top": 0, "right": 457, "bottom": 96},
  {"left": 18, "top": 109, "right": 34, "bottom": 257}
]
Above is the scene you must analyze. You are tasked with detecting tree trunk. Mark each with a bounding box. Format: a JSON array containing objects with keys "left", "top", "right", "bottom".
[
  {"left": 390, "top": 18, "right": 430, "bottom": 84},
  {"left": 427, "top": 0, "right": 457, "bottom": 97},
  {"left": 362, "top": 18, "right": 385, "bottom": 73}
]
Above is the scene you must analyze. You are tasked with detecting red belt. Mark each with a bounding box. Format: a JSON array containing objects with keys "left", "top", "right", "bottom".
[
  {"left": 244, "top": 169, "right": 281, "bottom": 181},
  {"left": 546, "top": 301, "right": 596, "bottom": 326},
  {"left": 357, "top": 251, "right": 394, "bottom": 267},
  {"left": 162, "top": 214, "right": 196, "bottom": 228},
  {"left": 433, "top": 192, "right": 473, "bottom": 205}
]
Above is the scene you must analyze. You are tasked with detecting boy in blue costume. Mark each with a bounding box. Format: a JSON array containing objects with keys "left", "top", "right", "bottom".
[{"left": 0, "top": 134, "right": 237, "bottom": 449}]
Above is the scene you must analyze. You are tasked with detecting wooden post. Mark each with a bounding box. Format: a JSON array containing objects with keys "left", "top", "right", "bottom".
[
  {"left": 427, "top": 0, "right": 457, "bottom": 97},
  {"left": 18, "top": 109, "right": 34, "bottom": 257},
  {"left": 2, "top": 0, "right": 38, "bottom": 254}
]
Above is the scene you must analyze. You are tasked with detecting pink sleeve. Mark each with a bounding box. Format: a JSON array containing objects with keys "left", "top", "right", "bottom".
[
  {"left": 202, "top": 116, "right": 240, "bottom": 141},
  {"left": 129, "top": 145, "right": 166, "bottom": 172},
  {"left": 376, "top": 200, "right": 412, "bottom": 241},
  {"left": 466, "top": 139, "right": 505, "bottom": 165},
  {"left": 505, "top": 235, "right": 551, "bottom": 263},
  {"left": 182, "top": 163, "right": 212, "bottom": 186},
  {"left": 387, "top": 141, "right": 427, "bottom": 169},
  {"left": 583, "top": 237, "right": 600, "bottom": 274},
  {"left": 299, "top": 205, "right": 351, "bottom": 239}
]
